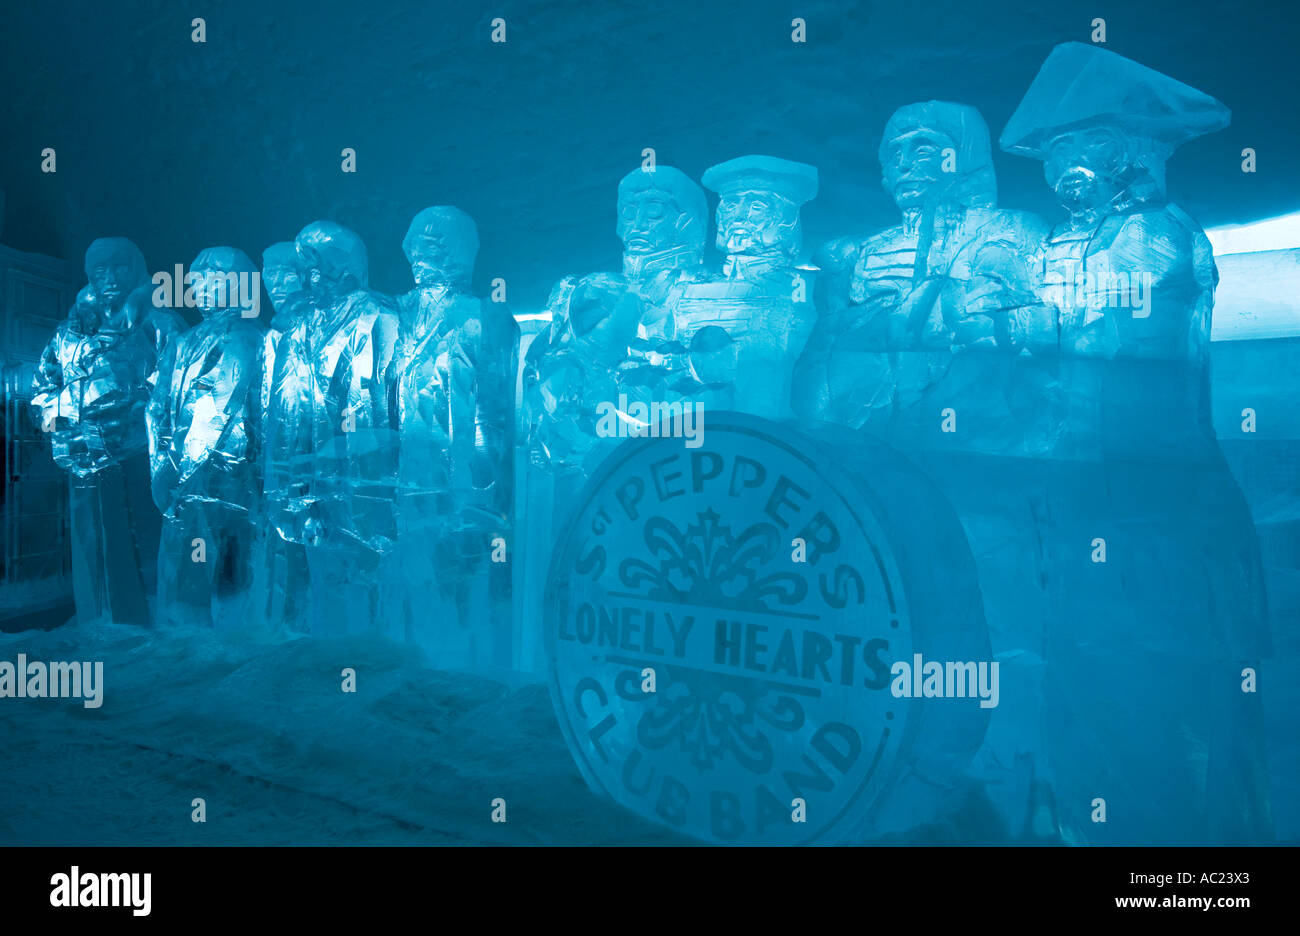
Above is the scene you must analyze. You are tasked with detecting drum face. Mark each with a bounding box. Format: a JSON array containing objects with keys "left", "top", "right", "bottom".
[{"left": 545, "top": 412, "right": 990, "bottom": 843}]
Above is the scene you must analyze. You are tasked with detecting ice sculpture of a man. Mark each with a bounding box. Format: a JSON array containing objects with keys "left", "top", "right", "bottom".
[
  {"left": 389, "top": 206, "right": 518, "bottom": 662},
  {"left": 1001, "top": 43, "right": 1226, "bottom": 398},
  {"left": 251, "top": 241, "right": 310, "bottom": 633},
  {"left": 146, "top": 247, "right": 265, "bottom": 628},
  {"left": 670, "top": 155, "right": 818, "bottom": 418},
  {"left": 31, "top": 286, "right": 109, "bottom": 476},
  {"left": 515, "top": 167, "right": 706, "bottom": 670},
  {"left": 1000, "top": 43, "right": 1270, "bottom": 844},
  {"left": 259, "top": 221, "right": 398, "bottom": 636},
  {"left": 792, "top": 103, "right": 1046, "bottom": 432},
  {"left": 261, "top": 241, "right": 305, "bottom": 322},
  {"left": 524, "top": 166, "right": 707, "bottom": 473},
  {"left": 614, "top": 165, "right": 709, "bottom": 358},
  {"left": 617, "top": 166, "right": 708, "bottom": 281},
  {"left": 30, "top": 237, "right": 182, "bottom": 626}
]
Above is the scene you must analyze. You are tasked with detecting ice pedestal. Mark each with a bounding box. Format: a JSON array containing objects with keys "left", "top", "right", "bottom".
[
  {"left": 155, "top": 501, "right": 255, "bottom": 631},
  {"left": 389, "top": 209, "right": 519, "bottom": 672},
  {"left": 841, "top": 346, "right": 1273, "bottom": 843},
  {"left": 67, "top": 452, "right": 158, "bottom": 627},
  {"left": 1036, "top": 447, "right": 1270, "bottom": 844},
  {"left": 388, "top": 491, "right": 513, "bottom": 671},
  {"left": 250, "top": 527, "right": 312, "bottom": 637}
]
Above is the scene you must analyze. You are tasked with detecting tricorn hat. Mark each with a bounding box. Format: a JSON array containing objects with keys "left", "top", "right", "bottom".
[{"left": 1000, "top": 42, "right": 1230, "bottom": 158}]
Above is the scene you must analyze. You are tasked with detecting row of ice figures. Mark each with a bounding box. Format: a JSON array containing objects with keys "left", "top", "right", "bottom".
[
  {"left": 522, "top": 43, "right": 1272, "bottom": 845},
  {"left": 27, "top": 40, "right": 1274, "bottom": 841},
  {"left": 528, "top": 41, "right": 1232, "bottom": 466},
  {"left": 31, "top": 210, "right": 518, "bottom": 668},
  {"left": 31, "top": 43, "right": 1267, "bottom": 657},
  {"left": 29, "top": 40, "right": 1263, "bottom": 633}
]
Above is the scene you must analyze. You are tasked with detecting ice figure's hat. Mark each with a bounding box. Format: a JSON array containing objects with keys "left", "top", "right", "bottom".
[
  {"left": 619, "top": 166, "right": 707, "bottom": 221},
  {"left": 702, "top": 155, "right": 819, "bottom": 204},
  {"left": 1000, "top": 42, "right": 1230, "bottom": 157}
]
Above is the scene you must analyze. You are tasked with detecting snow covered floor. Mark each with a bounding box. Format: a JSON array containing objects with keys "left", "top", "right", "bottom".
[
  {"left": 2, "top": 612, "right": 1295, "bottom": 845},
  {"left": 0, "top": 622, "right": 686, "bottom": 845}
]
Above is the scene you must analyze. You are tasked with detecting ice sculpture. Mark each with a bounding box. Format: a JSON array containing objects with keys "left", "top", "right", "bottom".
[
  {"left": 250, "top": 241, "right": 312, "bottom": 634},
  {"left": 30, "top": 238, "right": 182, "bottom": 626},
  {"left": 671, "top": 155, "right": 818, "bottom": 419},
  {"left": 146, "top": 247, "right": 265, "bottom": 629},
  {"left": 261, "top": 241, "right": 304, "bottom": 320},
  {"left": 1001, "top": 42, "right": 1229, "bottom": 451},
  {"left": 523, "top": 166, "right": 708, "bottom": 475},
  {"left": 258, "top": 221, "right": 399, "bottom": 637},
  {"left": 615, "top": 165, "right": 710, "bottom": 400},
  {"left": 520, "top": 166, "right": 708, "bottom": 669},
  {"left": 999, "top": 42, "right": 1271, "bottom": 844},
  {"left": 544, "top": 413, "right": 992, "bottom": 843},
  {"left": 793, "top": 103, "right": 1047, "bottom": 446},
  {"left": 389, "top": 207, "right": 518, "bottom": 666},
  {"left": 786, "top": 106, "right": 1055, "bottom": 840}
]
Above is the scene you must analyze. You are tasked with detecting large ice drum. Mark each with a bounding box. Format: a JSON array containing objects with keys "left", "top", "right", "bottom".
[{"left": 544, "top": 413, "right": 992, "bottom": 843}]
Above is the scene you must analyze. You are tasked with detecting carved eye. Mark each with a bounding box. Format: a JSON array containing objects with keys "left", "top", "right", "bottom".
[{"left": 1047, "top": 135, "right": 1075, "bottom": 159}]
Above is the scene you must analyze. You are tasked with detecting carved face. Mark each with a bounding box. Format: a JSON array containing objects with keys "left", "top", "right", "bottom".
[
  {"left": 301, "top": 256, "right": 335, "bottom": 303},
  {"left": 407, "top": 230, "right": 475, "bottom": 288},
  {"left": 192, "top": 267, "right": 234, "bottom": 313},
  {"left": 715, "top": 189, "right": 794, "bottom": 256},
  {"left": 295, "top": 224, "right": 368, "bottom": 305},
  {"left": 298, "top": 245, "right": 352, "bottom": 304},
  {"left": 263, "top": 262, "right": 303, "bottom": 313},
  {"left": 881, "top": 128, "right": 958, "bottom": 210},
  {"left": 1043, "top": 126, "right": 1132, "bottom": 215},
  {"left": 88, "top": 253, "right": 138, "bottom": 309},
  {"left": 403, "top": 208, "right": 478, "bottom": 289},
  {"left": 617, "top": 190, "right": 686, "bottom": 255}
]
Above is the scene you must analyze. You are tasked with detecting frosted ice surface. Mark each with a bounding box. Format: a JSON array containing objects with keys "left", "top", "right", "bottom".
[
  {"left": 29, "top": 238, "right": 172, "bottom": 627},
  {"left": 993, "top": 43, "right": 1267, "bottom": 844},
  {"left": 674, "top": 154, "right": 818, "bottom": 419},
  {"left": 523, "top": 166, "right": 709, "bottom": 476},
  {"left": 389, "top": 206, "right": 518, "bottom": 668},
  {"left": 147, "top": 247, "right": 264, "bottom": 629},
  {"left": 792, "top": 102, "right": 1047, "bottom": 444},
  {"left": 258, "top": 221, "right": 399, "bottom": 638}
]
